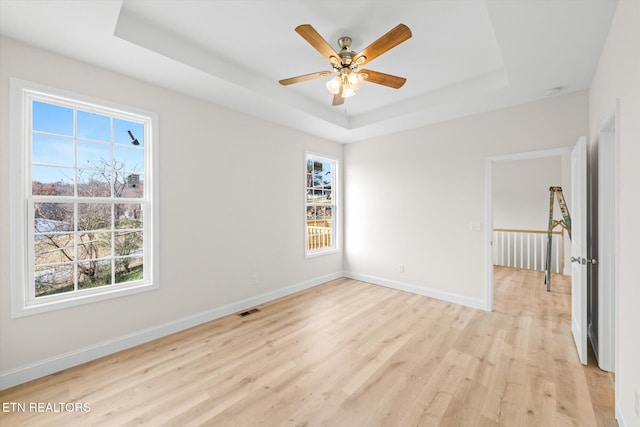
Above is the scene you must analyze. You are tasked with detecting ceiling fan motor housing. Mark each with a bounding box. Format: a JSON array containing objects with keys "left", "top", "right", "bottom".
[
  {"left": 337, "top": 37, "right": 356, "bottom": 67},
  {"left": 338, "top": 36, "right": 352, "bottom": 49}
]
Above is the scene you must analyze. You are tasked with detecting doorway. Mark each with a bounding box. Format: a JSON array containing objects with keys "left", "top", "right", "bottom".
[
  {"left": 484, "top": 147, "right": 571, "bottom": 312},
  {"left": 484, "top": 137, "right": 618, "bottom": 373}
]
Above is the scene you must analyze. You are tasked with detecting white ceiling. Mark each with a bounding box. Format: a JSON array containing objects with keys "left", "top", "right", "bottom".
[{"left": 0, "top": 0, "right": 617, "bottom": 143}]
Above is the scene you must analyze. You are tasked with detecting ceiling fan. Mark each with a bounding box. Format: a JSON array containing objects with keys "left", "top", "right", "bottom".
[{"left": 279, "top": 24, "right": 412, "bottom": 106}]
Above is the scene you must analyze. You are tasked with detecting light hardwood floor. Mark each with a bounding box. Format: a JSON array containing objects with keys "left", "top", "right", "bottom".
[{"left": 0, "top": 267, "right": 616, "bottom": 426}]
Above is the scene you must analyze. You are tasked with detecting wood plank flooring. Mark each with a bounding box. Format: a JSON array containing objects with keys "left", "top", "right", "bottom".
[{"left": 0, "top": 267, "right": 616, "bottom": 426}]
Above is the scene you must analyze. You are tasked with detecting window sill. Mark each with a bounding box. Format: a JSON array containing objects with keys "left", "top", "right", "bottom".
[
  {"left": 13, "top": 281, "right": 158, "bottom": 318},
  {"left": 305, "top": 248, "right": 340, "bottom": 259}
]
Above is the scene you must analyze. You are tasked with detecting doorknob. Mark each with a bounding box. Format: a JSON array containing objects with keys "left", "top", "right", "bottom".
[{"left": 571, "top": 256, "right": 581, "bottom": 263}]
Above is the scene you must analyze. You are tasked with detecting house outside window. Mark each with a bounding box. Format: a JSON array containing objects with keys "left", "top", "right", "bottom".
[
  {"left": 10, "top": 79, "right": 158, "bottom": 317},
  {"left": 305, "top": 153, "right": 338, "bottom": 256}
]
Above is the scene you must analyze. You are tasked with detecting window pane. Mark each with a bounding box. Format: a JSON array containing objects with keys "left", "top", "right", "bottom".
[
  {"left": 32, "top": 101, "right": 73, "bottom": 136},
  {"left": 78, "top": 259, "right": 112, "bottom": 289},
  {"left": 114, "top": 119, "right": 144, "bottom": 147},
  {"left": 114, "top": 145, "right": 144, "bottom": 173},
  {"left": 77, "top": 169, "right": 111, "bottom": 197},
  {"left": 35, "top": 263, "right": 74, "bottom": 297},
  {"left": 306, "top": 205, "right": 317, "bottom": 223},
  {"left": 34, "top": 202, "right": 73, "bottom": 229},
  {"left": 115, "top": 231, "right": 143, "bottom": 256},
  {"left": 308, "top": 187, "right": 326, "bottom": 202},
  {"left": 317, "top": 206, "right": 326, "bottom": 224},
  {"left": 77, "top": 140, "right": 111, "bottom": 169},
  {"left": 32, "top": 166, "right": 74, "bottom": 196},
  {"left": 78, "top": 203, "right": 111, "bottom": 231},
  {"left": 32, "top": 134, "right": 74, "bottom": 166},
  {"left": 35, "top": 233, "right": 74, "bottom": 265},
  {"left": 114, "top": 173, "right": 144, "bottom": 199},
  {"left": 115, "top": 256, "right": 143, "bottom": 283},
  {"left": 77, "top": 231, "right": 112, "bottom": 260},
  {"left": 115, "top": 203, "right": 143, "bottom": 229},
  {"left": 77, "top": 110, "right": 110, "bottom": 142},
  {"left": 325, "top": 206, "right": 333, "bottom": 222},
  {"left": 322, "top": 208, "right": 333, "bottom": 230},
  {"left": 310, "top": 160, "right": 331, "bottom": 188},
  {"left": 311, "top": 189, "right": 331, "bottom": 204}
]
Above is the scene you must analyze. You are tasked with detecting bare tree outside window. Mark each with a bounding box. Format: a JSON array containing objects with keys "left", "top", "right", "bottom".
[{"left": 31, "top": 100, "right": 146, "bottom": 298}]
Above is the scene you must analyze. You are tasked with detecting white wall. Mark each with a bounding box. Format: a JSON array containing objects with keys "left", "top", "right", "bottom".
[
  {"left": 492, "top": 156, "right": 562, "bottom": 230},
  {"left": 0, "top": 38, "right": 343, "bottom": 385},
  {"left": 344, "top": 91, "right": 588, "bottom": 307},
  {"left": 589, "top": 1, "right": 640, "bottom": 425}
]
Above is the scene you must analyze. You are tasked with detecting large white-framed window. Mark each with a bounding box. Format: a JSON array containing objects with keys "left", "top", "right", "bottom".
[
  {"left": 10, "top": 79, "right": 159, "bottom": 317},
  {"left": 305, "top": 153, "right": 338, "bottom": 257}
]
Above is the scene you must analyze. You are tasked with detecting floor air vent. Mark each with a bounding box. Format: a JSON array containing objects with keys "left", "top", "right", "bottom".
[{"left": 238, "top": 308, "right": 260, "bottom": 317}]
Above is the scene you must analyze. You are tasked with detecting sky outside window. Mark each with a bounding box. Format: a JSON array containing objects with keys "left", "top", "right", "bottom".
[{"left": 31, "top": 101, "right": 145, "bottom": 186}]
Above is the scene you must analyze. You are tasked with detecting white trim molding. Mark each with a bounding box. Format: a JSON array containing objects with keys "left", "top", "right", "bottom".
[
  {"left": 616, "top": 401, "right": 629, "bottom": 427},
  {"left": 344, "top": 271, "right": 488, "bottom": 311},
  {"left": 595, "top": 102, "right": 619, "bottom": 373}
]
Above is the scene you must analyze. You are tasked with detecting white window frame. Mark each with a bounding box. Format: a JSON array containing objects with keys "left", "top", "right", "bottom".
[
  {"left": 305, "top": 152, "right": 339, "bottom": 257},
  {"left": 10, "top": 78, "right": 159, "bottom": 317}
]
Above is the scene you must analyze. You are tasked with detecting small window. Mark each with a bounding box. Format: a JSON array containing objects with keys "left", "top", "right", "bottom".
[
  {"left": 305, "top": 154, "right": 338, "bottom": 256},
  {"left": 10, "top": 79, "right": 158, "bottom": 317}
]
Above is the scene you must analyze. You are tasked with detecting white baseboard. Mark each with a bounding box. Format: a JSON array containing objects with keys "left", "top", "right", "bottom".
[
  {"left": 616, "top": 400, "right": 630, "bottom": 427},
  {"left": 344, "top": 271, "right": 488, "bottom": 311},
  {"left": 0, "top": 272, "right": 341, "bottom": 391}
]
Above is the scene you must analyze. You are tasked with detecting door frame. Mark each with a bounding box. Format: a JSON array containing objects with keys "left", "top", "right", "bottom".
[
  {"left": 484, "top": 146, "right": 572, "bottom": 311},
  {"left": 595, "top": 102, "right": 619, "bottom": 372}
]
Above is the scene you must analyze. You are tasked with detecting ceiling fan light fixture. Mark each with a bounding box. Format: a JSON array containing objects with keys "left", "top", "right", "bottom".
[
  {"left": 326, "top": 76, "right": 342, "bottom": 94},
  {"left": 342, "top": 87, "right": 356, "bottom": 98},
  {"left": 348, "top": 71, "right": 364, "bottom": 90}
]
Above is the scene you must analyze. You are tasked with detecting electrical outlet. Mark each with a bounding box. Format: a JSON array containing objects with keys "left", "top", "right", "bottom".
[
  {"left": 251, "top": 274, "right": 258, "bottom": 285},
  {"left": 398, "top": 264, "right": 404, "bottom": 273},
  {"left": 635, "top": 389, "right": 639, "bottom": 416}
]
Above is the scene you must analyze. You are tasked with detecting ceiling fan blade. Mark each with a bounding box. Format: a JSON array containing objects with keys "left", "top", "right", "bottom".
[
  {"left": 295, "top": 24, "right": 340, "bottom": 64},
  {"left": 360, "top": 69, "right": 407, "bottom": 89},
  {"left": 332, "top": 86, "right": 344, "bottom": 106},
  {"left": 353, "top": 24, "right": 412, "bottom": 66},
  {"left": 279, "top": 71, "right": 332, "bottom": 86}
]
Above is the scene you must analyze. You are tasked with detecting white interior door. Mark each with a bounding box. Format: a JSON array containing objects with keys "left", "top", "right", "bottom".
[{"left": 571, "top": 136, "right": 588, "bottom": 365}]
